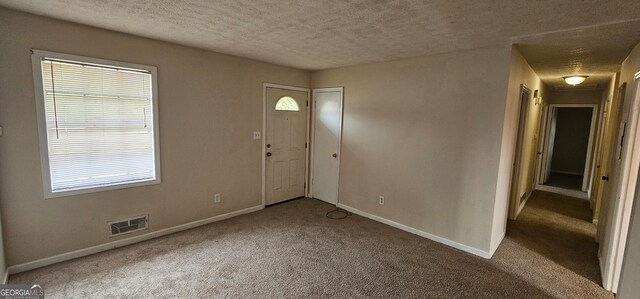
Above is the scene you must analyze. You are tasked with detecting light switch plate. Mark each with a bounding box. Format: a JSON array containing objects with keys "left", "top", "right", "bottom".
[{"left": 253, "top": 131, "right": 261, "bottom": 139}]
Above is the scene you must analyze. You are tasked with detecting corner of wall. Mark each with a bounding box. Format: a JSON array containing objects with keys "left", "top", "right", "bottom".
[
  {"left": 488, "top": 45, "right": 518, "bottom": 252},
  {"left": 489, "top": 45, "right": 544, "bottom": 252}
]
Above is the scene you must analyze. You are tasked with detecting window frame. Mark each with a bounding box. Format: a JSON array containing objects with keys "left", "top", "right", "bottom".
[
  {"left": 31, "top": 49, "right": 161, "bottom": 199},
  {"left": 275, "top": 96, "right": 300, "bottom": 111}
]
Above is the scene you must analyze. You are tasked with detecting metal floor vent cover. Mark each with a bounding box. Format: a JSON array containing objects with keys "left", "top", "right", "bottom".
[{"left": 108, "top": 215, "right": 148, "bottom": 237}]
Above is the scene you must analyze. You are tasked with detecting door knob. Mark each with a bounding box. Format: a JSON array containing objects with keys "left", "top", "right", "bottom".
[
  {"left": 266, "top": 152, "right": 272, "bottom": 157},
  {"left": 332, "top": 153, "right": 338, "bottom": 158},
  {"left": 602, "top": 176, "right": 609, "bottom": 181}
]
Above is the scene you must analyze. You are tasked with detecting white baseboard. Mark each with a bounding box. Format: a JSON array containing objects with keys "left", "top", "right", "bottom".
[
  {"left": 7, "top": 205, "right": 264, "bottom": 275},
  {"left": 550, "top": 170, "right": 584, "bottom": 176},
  {"left": 2, "top": 268, "right": 7, "bottom": 284},
  {"left": 337, "top": 203, "right": 492, "bottom": 259}
]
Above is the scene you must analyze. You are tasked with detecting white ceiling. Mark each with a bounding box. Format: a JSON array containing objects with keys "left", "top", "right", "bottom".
[{"left": 1, "top": 0, "right": 640, "bottom": 85}]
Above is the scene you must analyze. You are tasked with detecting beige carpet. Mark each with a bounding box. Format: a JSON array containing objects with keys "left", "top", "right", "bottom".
[{"left": 10, "top": 191, "right": 612, "bottom": 298}]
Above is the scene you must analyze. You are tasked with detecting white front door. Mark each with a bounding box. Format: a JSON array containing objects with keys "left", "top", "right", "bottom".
[
  {"left": 311, "top": 88, "right": 343, "bottom": 205},
  {"left": 265, "top": 87, "right": 308, "bottom": 205}
]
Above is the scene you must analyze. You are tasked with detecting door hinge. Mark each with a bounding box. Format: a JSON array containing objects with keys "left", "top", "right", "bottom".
[
  {"left": 305, "top": 142, "right": 307, "bottom": 148},
  {"left": 304, "top": 182, "right": 306, "bottom": 189},
  {"left": 307, "top": 100, "right": 309, "bottom": 107}
]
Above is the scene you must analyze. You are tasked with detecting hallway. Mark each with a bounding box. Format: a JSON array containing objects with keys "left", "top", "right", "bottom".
[{"left": 495, "top": 190, "right": 611, "bottom": 298}]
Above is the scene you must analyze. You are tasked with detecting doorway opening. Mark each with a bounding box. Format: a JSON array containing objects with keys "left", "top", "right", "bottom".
[{"left": 537, "top": 104, "right": 598, "bottom": 198}]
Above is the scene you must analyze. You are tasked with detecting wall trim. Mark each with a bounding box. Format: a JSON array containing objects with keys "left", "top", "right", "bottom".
[
  {"left": 7, "top": 205, "right": 263, "bottom": 275},
  {"left": 599, "top": 249, "right": 610, "bottom": 290},
  {"left": 337, "top": 203, "right": 493, "bottom": 259},
  {"left": 2, "top": 268, "right": 8, "bottom": 284},
  {"left": 490, "top": 230, "right": 507, "bottom": 256},
  {"left": 549, "top": 169, "right": 584, "bottom": 176},
  {"left": 512, "top": 191, "right": 533, "bottom": 219}
]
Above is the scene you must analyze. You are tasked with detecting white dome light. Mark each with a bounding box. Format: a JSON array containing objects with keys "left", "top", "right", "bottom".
[{"left": 563, "top": 76, "right": 588, "bottom": 85}]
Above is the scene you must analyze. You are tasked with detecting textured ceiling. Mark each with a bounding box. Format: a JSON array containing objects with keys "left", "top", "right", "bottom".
[
  {"left": 516, "top": 19, "right": 640, "bottom": 87},
  {"left": 1, "top": 0, "right": 640, "bottom": 84}
]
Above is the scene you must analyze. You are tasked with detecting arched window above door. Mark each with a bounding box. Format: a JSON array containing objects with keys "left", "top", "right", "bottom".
[{"left": 275, "top": 96, "right": 299, "bottom": 111}]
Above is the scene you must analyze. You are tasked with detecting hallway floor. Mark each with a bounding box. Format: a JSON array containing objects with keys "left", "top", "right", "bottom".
[
  {"left": 544, "top": 172, "right": 584, "bottom": 190},
  {"left": 9, "top": 195, "right": 612, "bottom": 298},
  {"left": 499, "top": 190, "right": 611, "bottom": 298}
]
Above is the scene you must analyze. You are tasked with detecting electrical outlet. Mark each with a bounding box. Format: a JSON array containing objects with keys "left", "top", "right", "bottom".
[
  {"left": 379, "top": 196, "right": 385, "bottom": 205},
  {"left": 214, "top": 193, "right": 221, "bottom": 203},
  {"left": 253, "top": 131, "right": 261, "bottom": 139}
]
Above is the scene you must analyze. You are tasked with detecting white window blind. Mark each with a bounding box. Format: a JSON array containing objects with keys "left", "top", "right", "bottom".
[{"left": 34, "top": 51, "right": 160, "bottom": 197}]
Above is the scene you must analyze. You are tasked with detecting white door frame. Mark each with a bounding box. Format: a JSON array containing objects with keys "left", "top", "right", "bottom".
[
  {"left": 589, "top": 97, "right": 608, "bottom": 207},
  {"left": 261, "top": 83, "right": 311, "bottom": 207},
  {"left": 535, "top": 102, "right": 549, "bottom": 186},
  {"left": 508, "top": 84, "right": 531, "bottom": 219},
  {"left": 602, "top": 74, "right": 640, "bottom": 292},
  {"left": 536, "top": 104, "right": 598, "bottom": 192},
  {"left": 309, "top": 87, "right": 344, "bottom": 205}
]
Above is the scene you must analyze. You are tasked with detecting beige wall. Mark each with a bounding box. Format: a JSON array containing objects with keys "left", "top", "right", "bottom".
[
  {"left": 311, "top": 45, "right": 512, "bottom": 254},
  {"left": 0, "top": 214, "right": 5, "bottom": 281},
  {"left": 491, "top": 47, "right": 546, "bottom": 251},
  {"left": 547, "top": 89, "right": 604, "bottom": 105},
  {"left": 619, "top": 170, "right": 640, "bottom": 298},
  {"left": 0, "top": 7, "right": 310, "bottom": 266},
  {"left": 616, "top": 41, "right": 640, "bottom": 297}
]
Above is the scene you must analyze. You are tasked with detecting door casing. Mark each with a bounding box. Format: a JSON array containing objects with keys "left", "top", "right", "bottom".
[
  {"left": 536, "top": 104, "right": 599, "bottom": 193},
  {"left": 508, "top": 84, "right": 531, "bottom": 219},
  {"left": 261, "top": 83, "right": 311, "bottom": 207}
]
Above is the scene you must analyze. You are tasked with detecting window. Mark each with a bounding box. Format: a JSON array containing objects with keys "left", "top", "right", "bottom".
[
  {"left": 275, "top": 96, "right": 300, "bottom": 111},
  {"left": 32, "top": 50, "right": 160, "bottom": 198}
]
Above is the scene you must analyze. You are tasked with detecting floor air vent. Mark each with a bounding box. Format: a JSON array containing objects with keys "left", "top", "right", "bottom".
[{"left": 108, "top": 215, "right": 148, "bottom": 237}]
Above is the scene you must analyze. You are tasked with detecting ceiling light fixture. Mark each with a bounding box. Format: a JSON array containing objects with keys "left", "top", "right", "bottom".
[{"left": 563, "top": 75, "right": 588, "bottom": 86}]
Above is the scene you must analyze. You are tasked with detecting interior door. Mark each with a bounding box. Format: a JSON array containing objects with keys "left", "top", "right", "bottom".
[
  {"left": 599, "top": 82, "right": 634, "bottom": 291},
  {"left": 311, "top": 88, "right": 343, "bottom": 205},
  {"left": 599, "top": 85, "right": 627, "bottom": 242},
  {"left": 265, "top": 87, "right": 308, "bottom": 205}
]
